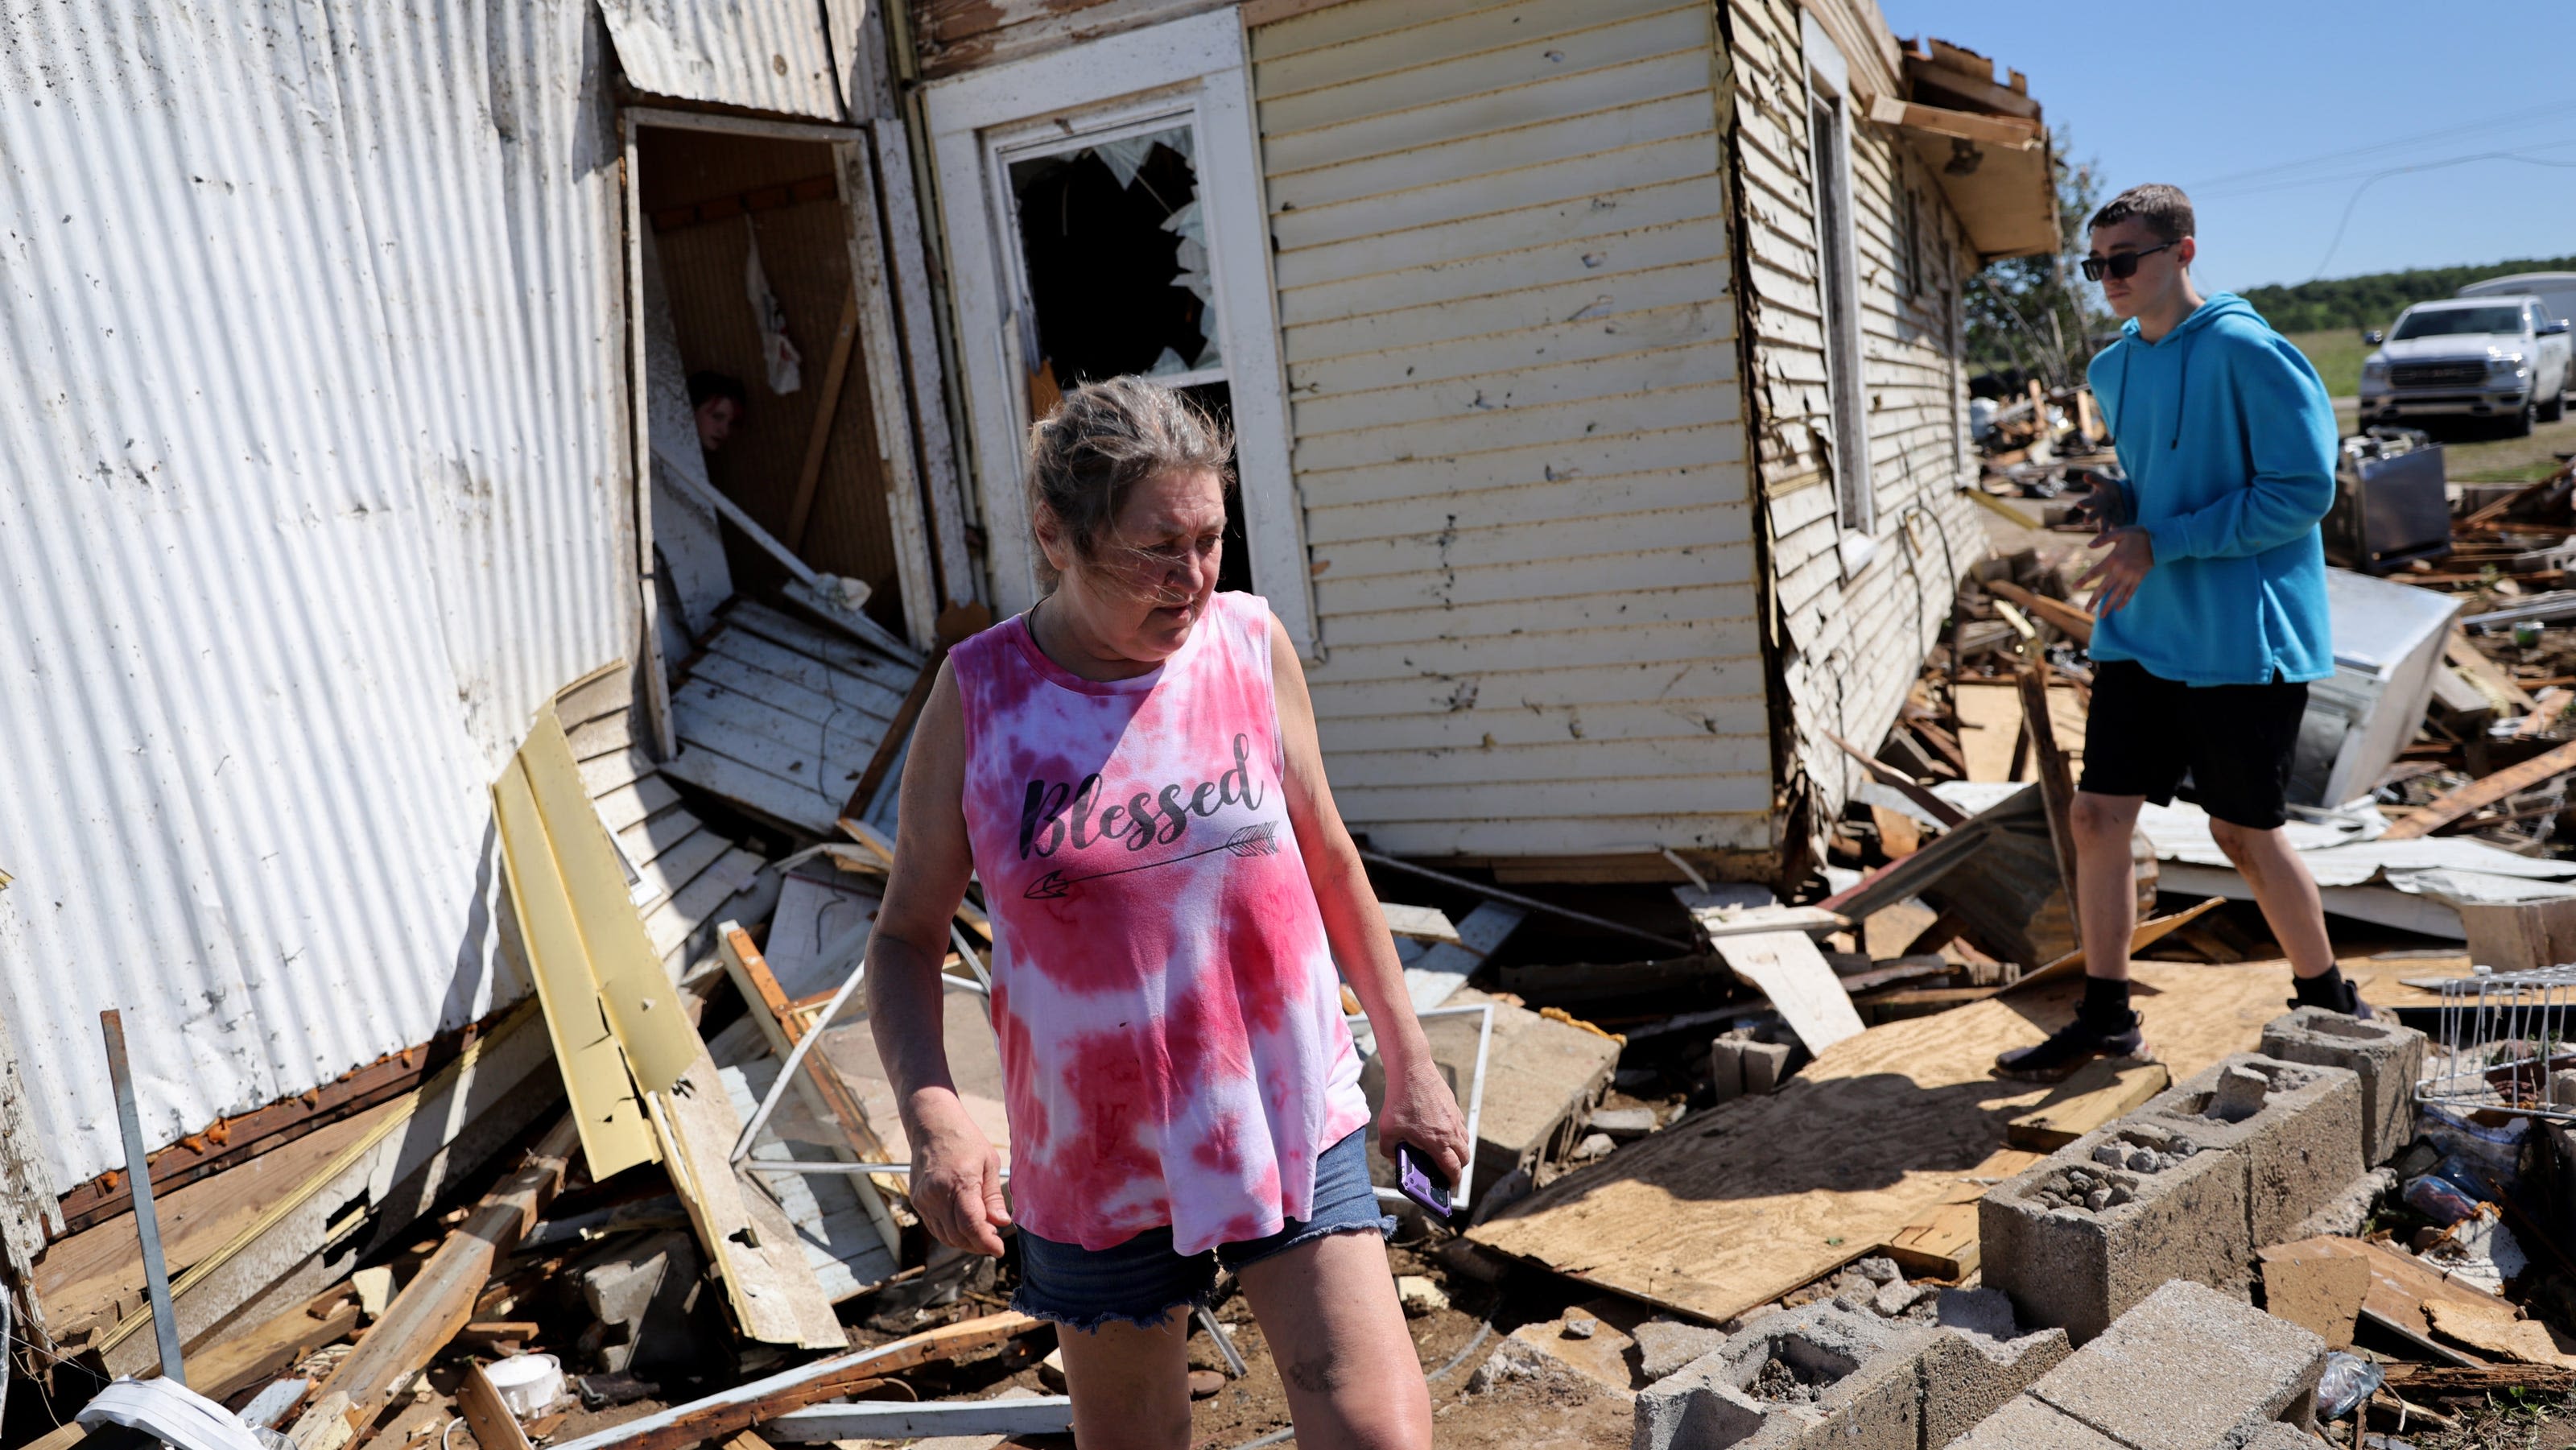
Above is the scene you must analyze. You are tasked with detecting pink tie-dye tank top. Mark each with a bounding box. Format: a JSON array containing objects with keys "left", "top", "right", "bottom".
[{"left": 948, "top": 591, "right": 1372, "bottom": 1255}]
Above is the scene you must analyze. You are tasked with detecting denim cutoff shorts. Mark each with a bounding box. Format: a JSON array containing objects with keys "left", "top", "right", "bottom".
[{"left": 1010, "top": 1128, "right": 1394, "bottom": 1332}]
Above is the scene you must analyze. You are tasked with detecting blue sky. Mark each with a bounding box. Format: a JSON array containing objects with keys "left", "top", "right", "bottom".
[{"left": 1873, "top": 2, "right": 2576, "bottom": 295}]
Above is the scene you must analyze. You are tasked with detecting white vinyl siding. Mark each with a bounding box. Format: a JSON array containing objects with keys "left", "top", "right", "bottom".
[
  {"left": 1728, "top": 0, "right": 1984, "bottom": 834},
  {"left": 1253, "top": 0, "right": 1772, "bottom": 863}
]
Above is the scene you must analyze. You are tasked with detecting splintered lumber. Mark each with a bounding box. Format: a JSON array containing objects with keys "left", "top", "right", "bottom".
[
  {"left": 1984, "top": 579, "right": 2095, "bottom": 647},
  {"left": 1379, "top": 903, "right": 1461, "bottom": 944},
  {"left": 2446, "top": 630, "right": 2537, "bottom": 713},
  {"left": 1709, "top": 932, "right": 1864, "bottom": 1055},
  {"left": 2383, "top": 737, "right": 2576, "bottom": 840},
  {"left": 456, "top": 1363, "right": 535, "bottom": 1450},
  {"left": 2013, "top": 895, "right": 2227, "bottom": 990},
  {"left": 183, "top": 1286, "right": 361, "bottom": 1404},
  {"left": 2016, "top": 665, "right": 2082, "bottom": 919},
  {"left": 1402, "top": 902, "right": 1525, "bottom": 1013},
  {"left": 544, "top": 1312, "right": 1039, "bottom": 1450},
  {"left": 1823, "top": 730, "right": 1969, "bottom": 828},
  {"left": 2004, "top": 1058, "right": 2169, "bottom": 1150},
  {"left": 2260, "top": 1254, "right": 2370, "bottom": 1349},
  {"left": 648, "top": 1047, "right": 845, "bottom": 1350},
  {"left": 1470, "top": 963, "right": 2294, "bottom": 1325},
  {"left": 291, "top": 1117, "right": 580, "bottom": 1441}
]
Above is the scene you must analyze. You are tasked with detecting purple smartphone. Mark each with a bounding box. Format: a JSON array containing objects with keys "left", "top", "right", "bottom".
[{"left": 1394, "top": 1142, "right": 1453, "bottom": 1217}]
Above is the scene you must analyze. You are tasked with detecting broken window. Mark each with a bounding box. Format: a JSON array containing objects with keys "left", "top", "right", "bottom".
[
  {"left": 1006, "top": 123, "right": 1219, "bottom": 386},
  {"left": 999, "top": 118, "right": 1249, "bottom": 591}
]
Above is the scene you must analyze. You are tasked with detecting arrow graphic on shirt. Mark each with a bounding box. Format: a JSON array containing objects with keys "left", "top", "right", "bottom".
[{"left": 1022, "top": 822, "right": 1282, "bottom": 900}]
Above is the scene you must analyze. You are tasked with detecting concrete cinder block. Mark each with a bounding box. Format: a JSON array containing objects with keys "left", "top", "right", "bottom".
[
  {"left": 2026, "top": 1279, "right": 2326, "bottom": 1450},
  {"left": 1979, "top": 1121, "right": 2251, "bottom": 1345},
  {"left": 2259, "top": 1008, "right": 2428, "bottom": 1166},
  {"left": 1938, "top": 1394, "right": 2124, "bottom": 1449},
  {"left": 1920, "top": 1327, "right": 2071, "bottom": 1448},
  {"left": 2139, "top": 1052, "right": 2366, "bottom": 1247},
  {"left": 572, "top": 1229, "right": 701, "bottom": 1373},
  {"left": 1635, "top": 1317, "right": 1731, "bottom": 1383},
  {"left": 1629, "top": 1302, "right": 1926, "bottom": 1450},
  {"left": 2240, "top": 1424, "right": 2330, "bottom": 1448}
]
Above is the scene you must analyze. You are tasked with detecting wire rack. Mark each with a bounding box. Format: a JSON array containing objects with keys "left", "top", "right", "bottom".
[{"left": 2417, "top": 963, "right": 2576, "bottom": 1126}]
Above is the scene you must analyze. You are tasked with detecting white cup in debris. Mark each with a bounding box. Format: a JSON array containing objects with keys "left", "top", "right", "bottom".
[{"left": 483, "top": 1353, "right": 565, "bottom": 1419}]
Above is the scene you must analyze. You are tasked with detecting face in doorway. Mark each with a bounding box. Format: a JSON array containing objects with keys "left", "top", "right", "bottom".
[
  {"left": 1037, "top": 468, "right": 1228, "bottom": 666},
  {"left": 695, "top": 395, "right": 742, "bottom": 452},
  {"left": 2086, "top": 217, "right": 2195, "bottom": 322}
]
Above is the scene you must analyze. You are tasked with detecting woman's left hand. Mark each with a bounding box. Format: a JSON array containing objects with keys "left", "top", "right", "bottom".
[{"left": 1377, "top": 1045, "right": 1472, "bottom": 1184}]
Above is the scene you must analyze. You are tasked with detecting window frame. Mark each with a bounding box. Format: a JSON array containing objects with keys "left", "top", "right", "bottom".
[
  {"left": 922, "top": 11, "right": 1314, "bottom": 654},
  {"left": 1801, "top": 11, "right": 1877, "bottom": 551}
]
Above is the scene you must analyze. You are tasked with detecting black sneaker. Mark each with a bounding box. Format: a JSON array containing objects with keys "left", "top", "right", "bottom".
[
  {"left": 2289, "top": 976, "right": 2375, "bottom": 1020},
  {"left": 1993, "top": 1010, "right": 2149, "bottom": 1081}
]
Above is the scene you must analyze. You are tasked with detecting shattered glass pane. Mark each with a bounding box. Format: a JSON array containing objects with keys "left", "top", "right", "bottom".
[{"left": 1007, "top": 122, "right": 1220, "bottom": 386}]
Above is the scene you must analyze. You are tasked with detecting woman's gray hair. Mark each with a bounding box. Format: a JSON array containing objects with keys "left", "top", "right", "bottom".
[{"left": 1026, "top": 376, "right": 1235, "bottom": 587}]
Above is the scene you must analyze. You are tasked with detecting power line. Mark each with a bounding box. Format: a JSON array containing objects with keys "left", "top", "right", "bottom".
[
  {"left": 2181, "top": 100, "right": 2573, "bottom": 192},
  {"left": 2307, "top": 151, "right": 2576, "bottom": 281},
  {"left": 2195, "top": 133, "right": 2576, "bottom": 200}
]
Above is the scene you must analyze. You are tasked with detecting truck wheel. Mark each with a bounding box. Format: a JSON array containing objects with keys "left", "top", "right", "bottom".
[
  {"left": 2506, "top": 399, "right": 2537, "bottom": 437},
  {"left": 2542, "top": 388, "right": 2566, "bottom": 423}
]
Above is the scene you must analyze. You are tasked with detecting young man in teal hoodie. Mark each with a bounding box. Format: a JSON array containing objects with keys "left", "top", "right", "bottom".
[{"left": 1998, "top": 184, "right": 2366, "bottom": 1079}]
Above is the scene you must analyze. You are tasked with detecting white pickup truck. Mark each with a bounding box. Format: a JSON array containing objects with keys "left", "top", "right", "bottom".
[{"left": 2357, "top": 294, "right": 2571, "bottom": 436}]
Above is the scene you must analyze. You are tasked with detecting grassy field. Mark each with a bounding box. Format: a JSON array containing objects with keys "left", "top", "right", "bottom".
[
  {"left": 2284, "top": 328, "right": 2372, "bottom": 397},
  {"left": 2329, "top": 395, "right": 2576, "bottom": 481}
]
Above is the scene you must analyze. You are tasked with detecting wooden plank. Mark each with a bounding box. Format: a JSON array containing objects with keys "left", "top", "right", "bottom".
[
  {"left": 727, "top": 601, "right": 921, "bottom": 697},
  {"left": 1472, "top": 964, "right": 2298, "bottom": 1324},
  {"left": 2446, "top": 630, "right": 2536, "bottom": 713},
  {"left": 1403, "top": 902, "right": 1525, "bottom": 1012},
  {"left": 493, "top": 750, "right": 663, "bottom": 1177},
  {"left": 630, "top": 826, "right": 729, "bottom": 915},
  {"left": 456, "top": 1362, "right": 535, "bottom": 1450},
  {"left": 1880, "top": 1148, "right": 2043, "bottom": 1280},
  {"left": 1983, "top": 579, "right": 2093, "bottom": 647},
  {"left": 543, "top": 1312, "right": 1039, "bottom": 1450},
  {"left": 577, "top": 746, "right": 661, "bottom": 801},
  {"left": 1824, "top": 730, "right": 1967, "bottom": 827},
  {"left": 786, "top": 284, "right": 861, "bottom": 551},
  {"left": 2384, "top": 737, "right": 2576, "bottom": 840},
  {"left": 642, "top": 848, "right": 767, "bottom": 960},
  {"left": 2013, "top": 897, "right": 2227, "bottom": 991},
  {"left": 647, "top": 1048, "right": 845, "bottom": 1349},
  {"left": 292, "top": 1118, "right": 580, "bottom": 1441},
  {"left": 179, "top": 1285, "right": 359, "bottom": 1405},
  {"left": 1865, "top": 94, "right": 2041, "bottom": 148},
  {"left": 764, "top": 1397, "right": 1075, "bottom": 1441},
  {"left": 1709, "top": 932, "right": 1864, "bottom": 1055},
  {"left": 593, "top": 774, "right": 684, "bottom": 835},
  {"left": 674, "top": 676, "right": 888, "bottom": 774},
  {"left": 2017, "top": 664, "right": 2082, "bottom": 917},
  {"left": 840, "top": 654, "right": 943, "bottom": 824},
  {"left": 663, "top": 739, "right": 844, "bottom": 836},
  {"left": 719, "top": 926, "right": 897, "bottom": 1168},
  {"left": 2261, "top": 1254, "right": 2370, "bottom": 1351},
  {"left": 1380, "top": 903, "right": 1460, "bottom": 944},
  {"left": 2004, "top": 1059, "right": 2169, "bottom": 1151},
  {"left": 704, "top": 626, "right": 910, "bottom": 721},
  {"left": 867, "top": 115, "right": 976, "bottom": 613}
]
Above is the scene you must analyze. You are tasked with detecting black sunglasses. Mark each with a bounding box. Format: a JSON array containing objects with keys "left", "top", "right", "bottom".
[{"left": 2081, "top": 242, "right": 2177, "bottom": 282}]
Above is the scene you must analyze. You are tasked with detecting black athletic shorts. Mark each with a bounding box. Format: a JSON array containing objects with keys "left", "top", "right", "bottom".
[{"left": 2076, "top": 659, "right": 2309, "bottom": 830}]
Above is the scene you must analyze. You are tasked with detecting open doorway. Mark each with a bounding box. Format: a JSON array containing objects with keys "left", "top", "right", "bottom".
[
  {"left": 998, "top": 122, "right": 1251, "bottom": 593},
  {"left": 638, "top": 122, "right": 912, "bottom": 642}
]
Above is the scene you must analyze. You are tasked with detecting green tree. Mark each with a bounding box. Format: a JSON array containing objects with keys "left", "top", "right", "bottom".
[
  {"left": 2240, "top": 256, "right": 2576, "bottom": 333},
  {"left": 1965, "top": 139, "right": 2109, "bottom": 388}
]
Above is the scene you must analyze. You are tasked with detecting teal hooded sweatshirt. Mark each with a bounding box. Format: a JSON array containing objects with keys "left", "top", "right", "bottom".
[{"left": 2085, "top": 292, "right": 2338, "bottom": 686}]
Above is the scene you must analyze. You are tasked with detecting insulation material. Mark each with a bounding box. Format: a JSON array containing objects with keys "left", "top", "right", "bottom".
[
  {"left": 0, "top": 0, "right": 629, "bottom": 1189},
  {"left": 598, "top": 0, "right": 844, "bottom": 122},
  {"left": 745, "top": 218, "right": 805, "bottom": 395}
]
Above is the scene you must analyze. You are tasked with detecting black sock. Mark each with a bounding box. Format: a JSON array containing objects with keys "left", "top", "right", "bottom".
[
  {"left": 2080, "top": 974, "right": 2132, "bottom": 1030},
  {"left": 2293, "top": 964, "right": 2351, "bottom": 1011}
]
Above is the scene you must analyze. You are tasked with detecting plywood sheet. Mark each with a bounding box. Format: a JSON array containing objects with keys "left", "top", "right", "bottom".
[
  {"left": 1470, "top": 963, "right": 2296, "bottom": 1323},
  {"left": 1711, "top": 930, "right": 1863, "bottom": 1053}
]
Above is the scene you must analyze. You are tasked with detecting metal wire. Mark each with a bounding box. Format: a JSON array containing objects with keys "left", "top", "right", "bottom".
[{"left": 2417, "top": 964, "right": 2576, "bottom": 1125}]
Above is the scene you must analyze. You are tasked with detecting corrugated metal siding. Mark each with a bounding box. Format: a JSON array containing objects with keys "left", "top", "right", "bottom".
[
  {"left": 0, "top": 0, "right": 633, "bottom": 1189},
  {"left": 1253, "top": 0, "right": 1771, "bottom": 863},
  {"left": 1724, "top": 0, "right": 1983, "bottom": 836},
  {"left": 599, "top": 0, "right": 845, "bottom": 119}
]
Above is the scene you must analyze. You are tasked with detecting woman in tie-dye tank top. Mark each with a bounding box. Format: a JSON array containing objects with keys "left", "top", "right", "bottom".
[{"left": 865, "top": 378, "right": 1463, "bottom": 1449}]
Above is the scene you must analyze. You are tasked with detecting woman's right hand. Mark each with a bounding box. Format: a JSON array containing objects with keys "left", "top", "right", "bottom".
[{"left": 909, "top": 1098, "right": 1013, "bottom": 1257}]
